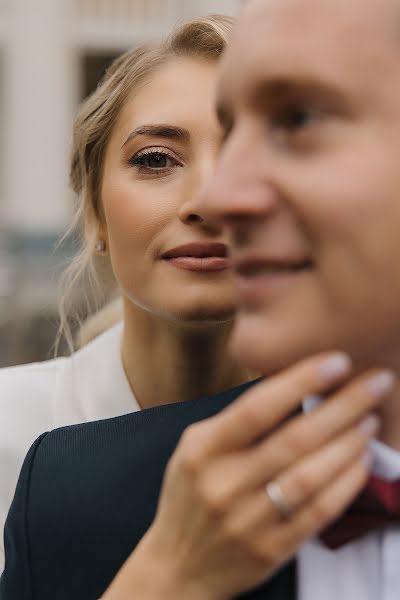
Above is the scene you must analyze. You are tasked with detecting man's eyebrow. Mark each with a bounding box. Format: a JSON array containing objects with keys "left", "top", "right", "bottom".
[
  {"left": 251, "top": 75, "right": 356, "bottom": 112},
  {"left": 122, "top": 124, "right": 190, "bottom": 148},
  {"left": 217, "top": 76, "right": 351, "bottom": 128}
]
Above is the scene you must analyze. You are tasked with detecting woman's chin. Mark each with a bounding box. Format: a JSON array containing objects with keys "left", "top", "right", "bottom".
[{"left": 177, "top": 305, "right": 236, "bottom": 327}]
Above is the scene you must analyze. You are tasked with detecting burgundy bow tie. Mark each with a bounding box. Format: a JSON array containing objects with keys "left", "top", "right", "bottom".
[{"left": 320, "top": 476, "right": 400, "bottom": 550}]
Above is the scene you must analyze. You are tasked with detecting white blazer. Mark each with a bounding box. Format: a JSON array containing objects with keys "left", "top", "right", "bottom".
[{"left": 0, "top": 322, "right": 139, "bottom": 569}]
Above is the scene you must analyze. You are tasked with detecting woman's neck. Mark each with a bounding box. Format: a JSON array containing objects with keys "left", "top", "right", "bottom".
[{"left": 120, "top": 304, "right": 252, "bottom": 410}]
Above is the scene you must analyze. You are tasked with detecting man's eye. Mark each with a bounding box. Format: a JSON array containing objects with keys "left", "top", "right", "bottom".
[
  {"left": 273, "top": 107, "right": 320, "bottom": 131},
  {"left": 129, "top": 151, "right": 178, "bottom": 170}
]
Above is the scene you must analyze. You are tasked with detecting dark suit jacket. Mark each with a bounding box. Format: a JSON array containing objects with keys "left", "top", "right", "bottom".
[{"left": 0, "top": 380, "right": 296, "bottom": 600}]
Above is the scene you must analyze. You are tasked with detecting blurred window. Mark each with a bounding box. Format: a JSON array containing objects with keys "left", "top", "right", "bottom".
[{"left": 81, "top": 51, "right": 122, "bottom": 99}]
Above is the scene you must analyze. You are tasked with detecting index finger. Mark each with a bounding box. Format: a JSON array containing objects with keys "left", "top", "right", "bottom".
[{"left": 202, "top": 352, "right": 351, "bottom": 455}]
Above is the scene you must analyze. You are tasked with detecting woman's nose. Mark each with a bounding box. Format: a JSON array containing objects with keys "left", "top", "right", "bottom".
[
  {"left": 179, "top": 210, "right": 204, "bottom": 225},
  {"left": 178, "top": 159, "right": 222, "bottom": 231},
  {"left": 179, "top": 197, "right": 222, "bottom": 234}
]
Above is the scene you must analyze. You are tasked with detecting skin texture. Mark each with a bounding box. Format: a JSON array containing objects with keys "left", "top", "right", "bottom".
[
  {"left": 201, "top": 0, "right": 400, "bottom": 449},
  {"left": 103, "top": 2, "right": 400, "bottom": 598},
  {"left": 98, "top": 56, "right": 249, "bottom": 408},
  {"left": 101, "top": 57, "right": 234, "bottom": 325}
]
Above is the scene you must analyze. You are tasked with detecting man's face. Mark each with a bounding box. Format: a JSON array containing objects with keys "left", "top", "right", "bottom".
[{"left": 203, "top": 0, "right": 400, "bottom": 373}]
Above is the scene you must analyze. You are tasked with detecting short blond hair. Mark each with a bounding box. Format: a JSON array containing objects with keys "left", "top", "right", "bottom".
[{"left": 56, "top": 15, "right": 235, "bottom": 353}]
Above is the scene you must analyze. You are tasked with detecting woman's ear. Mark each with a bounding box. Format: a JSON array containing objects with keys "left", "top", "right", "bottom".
[
  {"left": 95, "top": 215, "right": 109, "bottom": 250},
  {"left": 94, "top": 224, "right": 109, "bottom": 255},
  {"left": 84, "top": 200, "right": 109, "bottom": 254}
]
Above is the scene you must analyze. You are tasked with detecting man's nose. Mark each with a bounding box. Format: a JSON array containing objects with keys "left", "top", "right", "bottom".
[{"left": 199, "top": 129, "right": 279, "bottom": 226}]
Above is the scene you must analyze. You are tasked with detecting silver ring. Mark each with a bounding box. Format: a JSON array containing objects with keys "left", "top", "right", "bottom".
[{"left": 265, "top": 481, "right": 293, "bottom": 519}]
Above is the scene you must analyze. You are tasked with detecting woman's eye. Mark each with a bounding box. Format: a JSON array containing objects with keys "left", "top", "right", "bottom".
[{"left": 130, "top": 151, "right": 179, "bottom": 171}]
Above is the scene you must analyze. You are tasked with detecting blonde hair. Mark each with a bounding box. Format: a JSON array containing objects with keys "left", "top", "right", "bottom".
[
  {"left": 77, "top": 298, "right": 123, "bottom": 348},
  {"left": 56, "top": 14, "right": 235, "bottom": 354}
]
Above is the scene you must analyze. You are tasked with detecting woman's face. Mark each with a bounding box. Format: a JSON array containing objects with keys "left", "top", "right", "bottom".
[
  {"left": 100, "top": 56, "right": 235, "bottom": 326},
  {"left": 202, "top": 0, "right": 400, "bottom": 372}
]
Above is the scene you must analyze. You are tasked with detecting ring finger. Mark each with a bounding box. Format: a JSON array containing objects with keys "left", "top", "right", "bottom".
[
  {"left": 225, "top": 414, "right": 378, "bottom": 535},
  {"left": 264, "top": 414, "right": 379, "bottom": 519}
]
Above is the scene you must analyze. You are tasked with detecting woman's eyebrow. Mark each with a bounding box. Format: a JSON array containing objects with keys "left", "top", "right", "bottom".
[{"left": 122, "top": 124, "right": 190, "bottom": 148}]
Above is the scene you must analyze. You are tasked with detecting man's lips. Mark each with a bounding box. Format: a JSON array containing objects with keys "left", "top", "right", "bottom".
[
  {"left": 162, "top": 242, "right": 230, "bottom": 272},
  {"left": 234, "top": 256, "right": 313, "bottom": 277},
  {"left": 232, "top": 255, "right": 313, "bottom": 304}
]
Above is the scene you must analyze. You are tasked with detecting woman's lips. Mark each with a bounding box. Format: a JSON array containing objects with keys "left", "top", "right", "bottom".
[
  {"left": 162, "top": 242, "right": 230, "bottom": 272},
  {"left": 165, "top": 256, "right": 230, "bottom": 272}
]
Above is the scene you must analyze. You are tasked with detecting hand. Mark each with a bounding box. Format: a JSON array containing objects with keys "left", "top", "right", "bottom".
[{"left": 104, "top": 353, "right": 395, "bottom": 600}]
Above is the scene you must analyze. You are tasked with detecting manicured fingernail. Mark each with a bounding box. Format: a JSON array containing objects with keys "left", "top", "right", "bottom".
[
  {"left": 359, "top": 415, "right": 381, "bottom": 436},
  {"left": 367, "top": 371, "right": 397, "bottom": 398},
  {"left": 319, "top": 353, "right": 352, "bottom": 383}
]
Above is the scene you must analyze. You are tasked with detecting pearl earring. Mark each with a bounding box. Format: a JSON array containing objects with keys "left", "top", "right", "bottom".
[{"left": 95, "top": 240, "right": 106, "bottom": 253}]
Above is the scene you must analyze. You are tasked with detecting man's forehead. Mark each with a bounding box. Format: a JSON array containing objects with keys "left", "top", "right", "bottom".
[
  {"left": 244, "top": 0, "right": 395, "bottom": 27},
  {"left": 218, "top": 0, "right": 399, "bottom": 105},
  {"left": 240, "top": 0, "right": 398, "bottom": 50}
]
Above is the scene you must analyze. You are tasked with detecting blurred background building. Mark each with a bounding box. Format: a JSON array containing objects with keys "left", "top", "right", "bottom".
[{"left": 0, "top": 0, "right": 241, "bottom": 367}]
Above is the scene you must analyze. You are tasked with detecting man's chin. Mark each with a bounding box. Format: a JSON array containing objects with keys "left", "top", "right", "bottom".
[
  {"left": 229, "top": 315, "right": 273, "bottom": 372},
  {"left": 230, "top": 313, "right": 309, "bottom": 375}
]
